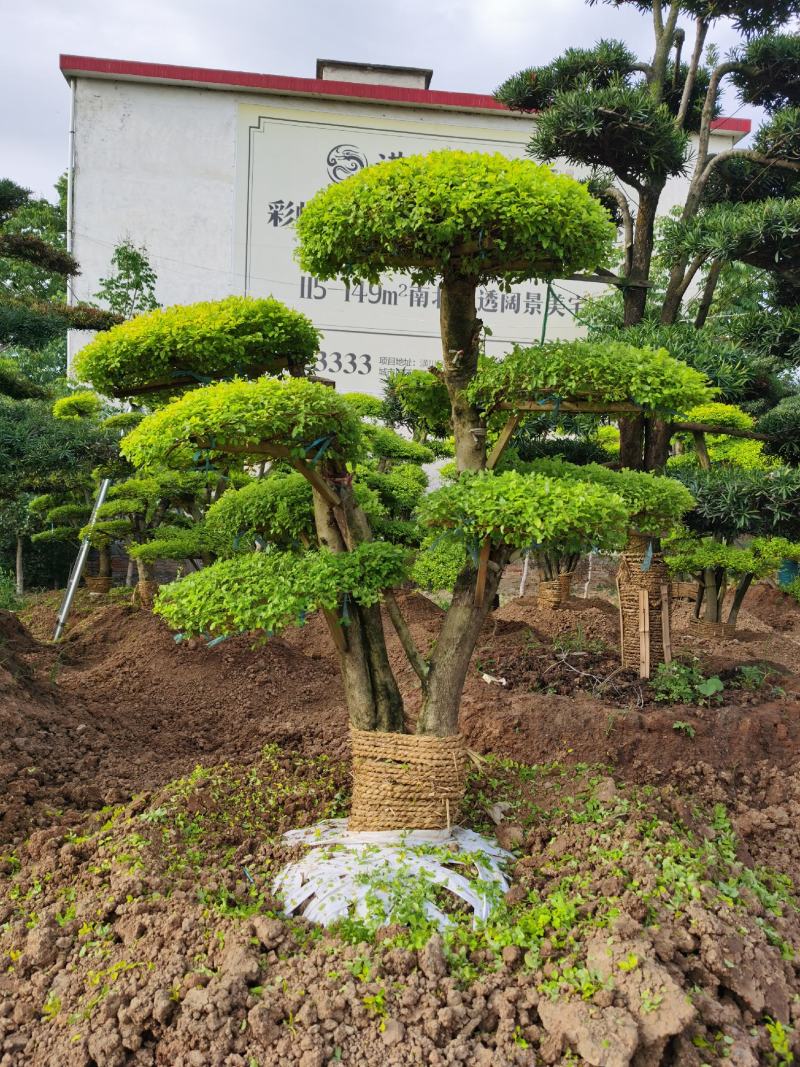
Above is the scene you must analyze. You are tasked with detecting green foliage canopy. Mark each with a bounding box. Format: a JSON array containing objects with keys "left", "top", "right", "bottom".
[
  {"left": 418, "top": 469, "right": 630, "bottom": 553},
  {"left": 75, "top": 296, "right": 320, "bottom": 396},
  {"left": 296, "top": 151, "right": 615, "bottom": 286},
  {"left": 122, "top": 378, "right": 362, "bottom": 470},
  {"left": 468, "top": 340, "right": 712, "bottom": 414},
  {"left": 154, "top": 542, "right": 409, "bottom": 639}
]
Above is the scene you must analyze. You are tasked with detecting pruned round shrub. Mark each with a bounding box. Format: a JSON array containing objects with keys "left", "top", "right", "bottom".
[
  {"left": 296, "top": 151, "right": 615, "bottom": 285},
  {"left": 418, "top": 469, "right": 630, "bottom": 552},
  {"left": 469, "top": 341, "right": 711, "bottom": 415},
  {"left": 154, "top": 542, "right": 409, "bottom": 638},
  {"left": 121, "top": 378, "right": 362, "bottom": 470},
  {"left": 52, "top": 391, "right": 103, "bottom": 420},
  {"left": 74, "top": 296, "right": 320, "bottom": 396}
]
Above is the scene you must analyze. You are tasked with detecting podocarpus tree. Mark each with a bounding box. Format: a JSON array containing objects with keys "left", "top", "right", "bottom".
[
  {"left": 669, "top": 464, "right": 800, "bottom": 627},
  {"left": 109, "top": 151, "right": 623, "bottom": 831},
  {"left": 496, "top": 1, "right": 800, "bottom": 468}
]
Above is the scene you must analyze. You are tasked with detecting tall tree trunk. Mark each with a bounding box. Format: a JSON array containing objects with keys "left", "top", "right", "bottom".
[
  {"left": 135, "top": 558, "right": 154, "bottom": 584},
  {"left": 98, "top": 544, "right": 111, "bottom": 579},
  {"left": 125, "top": 558, "right": 135, "bottom": 587},
  {"left": 726, "top": 573, "right": 753, "bottom": 629},
  {"left": 312, "top": 476, "right": 404, "bottom": 733},
  {"left": 644, "top": 416, "right": 672, "bottom": 470},
  {"left": 15, "top": 536, "right": 24, "bottom": 598},
  {"left": 693, "top": 259, "right": 723, "bottom": 328},
  {"left": 620, "top": 185, "right": 663, "bottom": 469},
  {"left": 440, "top": 275, "right": 486, "bottom": 473}
]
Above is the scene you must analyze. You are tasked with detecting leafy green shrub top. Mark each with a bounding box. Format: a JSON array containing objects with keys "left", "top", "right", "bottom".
[
  {"left": 128, "top": 525, "right": 209, "bottom": 564},
  {"left": 296, "top": 151, "right": 615, "bottom": 286},
  {"left": 360, "top": 463, "right": 428, "bottom": 517},
  {"left": 121, "top": 378, "right": 362, "bottom": 470},
  {"left": 469, "top": 341, "right": 712, "bottom": 415},
  {"left": 74, "top": 296, "right": 320, "bottom": 396},
  {"left": 341, "top": 392, "right": 384, "bottom": 419},
  {"left": 757, "top": 395, "right": 800, "bottom": 464},
  {"left": 672, "top": 465, "right": 800, "bottom": 540},
  {"left": 52, "top": 391, "right": 103, "bottom": 420},
  {"left": 418, "top": 469, "right": 629, "bottom": 553},
  {"left": 682, "top": 402, "right": 754, "bottom": 431},
  {"left": 154, "top": 542, "right": 409, "bottom": 638},
  {"left": 363, "top": 425, "right": 435, "bottom": 464},
  {"left": 666, "top": 535, "right": 800, "bottom": 581},
  {"left": 205, "top": 474, "right": 316, "bottom": 554},
  {"left": 520, "top": 458, "right": 695, "bottom": 536},
  {"left": 387, "top": 370, "right": 451, "bottom": 440}
]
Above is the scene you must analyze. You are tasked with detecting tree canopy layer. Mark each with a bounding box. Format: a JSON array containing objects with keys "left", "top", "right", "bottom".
[
  {"left": 296, "top": 151, "right": 616, "bottom": 286},
  {"left": 74, "top": 296, "right": 320, "bottom": 396},
  {"left": 468, "top": 340, "right": 712, "bottom": 414}
]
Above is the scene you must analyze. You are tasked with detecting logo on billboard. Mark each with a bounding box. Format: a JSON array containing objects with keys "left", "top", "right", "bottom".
[{"left": 326, "top": 144, "right": 368, "bottom": 183}]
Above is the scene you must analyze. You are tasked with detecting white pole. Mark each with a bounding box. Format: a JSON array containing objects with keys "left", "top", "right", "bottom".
[{"left": 53, "top": 478, "right": 111, "bottom": 641}]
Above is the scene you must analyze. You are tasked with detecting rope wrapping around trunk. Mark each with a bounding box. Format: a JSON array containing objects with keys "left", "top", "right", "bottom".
[
  {"left": 617, "top": 533, "right": 670, "bottom": 675},
  {"left": 133, "top": 580, "right": 160, "bottom": 609},
  {"left": 537, "top": 579, "right": 563, "bottom": 608},
  {"left": 558, "top": 570, "right": 576, "bottom": 603},
  {"left": 349, "top": 728, "right": 467, "bottom": 831},
  {"left": 690, "top": 617, "right": 737, "bottom": 637},
  {"left": 84, "top": 576, "right": 112, "bottom": 595}
]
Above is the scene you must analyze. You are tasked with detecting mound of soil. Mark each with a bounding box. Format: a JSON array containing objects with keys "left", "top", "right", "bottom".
[
  {"left": 4, "top": 587, "right": 800, "bottom": 846},
  {"left": 2, "top": 752, "right": 799, "bottom": 1066}
]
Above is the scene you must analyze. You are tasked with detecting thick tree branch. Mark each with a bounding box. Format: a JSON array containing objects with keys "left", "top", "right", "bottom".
[
  {"left": 675, "top": 18, "right": 709, "bottom": 130},
  {"left": 603, "top": 187, "right": 634, "bottom": 275},
  {"left": 384, "top": 589, "right": 429, "bottom": 683},
  {"left": 699, "top": 149, "right": 800, "bottom": 192},
  {"left": 694, "top": 259, "right": 723, "bottom": 328}
]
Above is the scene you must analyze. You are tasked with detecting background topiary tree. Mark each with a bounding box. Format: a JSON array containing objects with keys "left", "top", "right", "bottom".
[
  {"left": 495, "top": 1, "right": 800, "bottom": 468},
  {"left": 669, "top": 464, "right": 800, "bottom": 626}
]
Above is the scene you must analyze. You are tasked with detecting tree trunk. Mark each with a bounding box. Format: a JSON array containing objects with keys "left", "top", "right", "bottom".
[
  {"left": 644, "top": 416, "right": 672, "bottom": 471},
  {"left": 417, "top": 551, "right": 507, "bottom": 735},
  {"left": 694, "top": 259, "right": 723, "bottom": 328},
  {"left": 726, "top": 573, "right": 753, "bottom": 629},
  {"left": 98, "top": 544, "right": 111, "bottom": 579},
  {"left": 125, "top": 558, "right": 135, "bottom": 587},
  {"left": 15, "top": 536, "right": 24, "bottom": 598},
  {"left": 620, "top": 185, "right": 663, "bottom": 469},
  {"left": 312, "top": 477, "right": 404, "bottom": 733},
  {"left": 439, "top": 276, "right": 486, "bottom": 473},
  {"left": 136, "top": 557, "right": 154, "bottom": 584}
]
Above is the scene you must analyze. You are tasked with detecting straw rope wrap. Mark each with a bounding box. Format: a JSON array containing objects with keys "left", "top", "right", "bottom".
[
  {"left": 690, "top": 618, "right": 737, "bottom": 637},
  {"left": 537, "top": 578, "right": 562, "bottom": 609},
  {"left": 617, "top": 533, "right": 670, "bottom": 675},
  {"left": 558, "top": 570, "right": 576, "bottom": 603},
  {"left": 84, "top": 576, "right": 112, "bottom": 595},
  {"left": 349, "top": 728, "right": 467, "bottom": 831}
]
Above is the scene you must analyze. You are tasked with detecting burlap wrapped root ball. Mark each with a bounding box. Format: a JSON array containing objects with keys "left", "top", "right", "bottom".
[{"left": 349, "top": 728, "right": 467, "bottom": 831}]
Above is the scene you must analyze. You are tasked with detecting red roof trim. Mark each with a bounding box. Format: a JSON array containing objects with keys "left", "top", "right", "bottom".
[
  {"left": 709, "top": 117, "right": 750, "bottom": 134},
  {"left": 58, "top": 55, "right": 751, "bottom": 133},
  {"left": 59, "top": 55, "right": 508, "bottom": 114}
]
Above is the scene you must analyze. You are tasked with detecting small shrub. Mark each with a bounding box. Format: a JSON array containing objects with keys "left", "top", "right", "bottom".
[
  {"left": 651, "top": 660, "right": 724, "bottom": 706},
  {"left": 0, "top": 568, "right": 20, "bottom": 611}
]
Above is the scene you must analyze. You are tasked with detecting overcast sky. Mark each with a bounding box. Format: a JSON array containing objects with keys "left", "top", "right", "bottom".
[{"left": 4, "top": 0, "right": 762, "bottom": 201}]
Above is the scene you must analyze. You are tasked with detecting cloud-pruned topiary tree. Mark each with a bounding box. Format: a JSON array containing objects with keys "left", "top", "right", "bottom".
[
  {"left": 74, "top": 296, "right": 320, "bottom": 399},
  {"left": 107, "top": 152, "right": 624, "bottom": 831}
]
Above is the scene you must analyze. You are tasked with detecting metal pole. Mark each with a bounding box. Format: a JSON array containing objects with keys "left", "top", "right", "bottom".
[{"left": 53, "top": 477, "right": 111, "bottom": 641}]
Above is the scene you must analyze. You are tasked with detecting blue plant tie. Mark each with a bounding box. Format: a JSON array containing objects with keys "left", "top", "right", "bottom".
[
  {"left": 304, "top": 435, "right": 334, "bottom": 466},
  {"left": 243, "top": 866, "right": 255, "bottom": 886},
  {"left": 641, "top": 539, "right": 654, "bottom": 572},
  {"left": 206, "top": 635, "right": 228, "bottom": 648},
  {"left": 173, "top": 633, "right": 185, "bottom": 644}
]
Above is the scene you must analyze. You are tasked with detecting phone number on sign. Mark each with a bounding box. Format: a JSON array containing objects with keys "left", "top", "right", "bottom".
[{"left": 314, "top": 351, "right": 373, "bottom": 375}]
